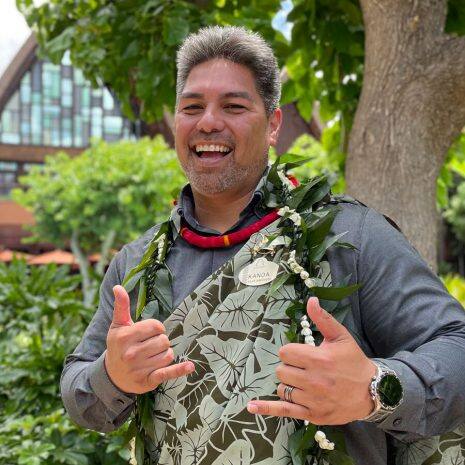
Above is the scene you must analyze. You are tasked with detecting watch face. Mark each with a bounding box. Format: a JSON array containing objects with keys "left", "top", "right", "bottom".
[{"left": 379, "top": 373, "right": 403, "bottom": 408}]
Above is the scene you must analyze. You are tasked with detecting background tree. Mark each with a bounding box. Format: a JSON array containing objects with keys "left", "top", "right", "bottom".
[
  {"left": 17, "top": 0, "right": 465, "bottom": 268},
  {"left": 12, "top": 137, "right": 185, "bottom": 306}
]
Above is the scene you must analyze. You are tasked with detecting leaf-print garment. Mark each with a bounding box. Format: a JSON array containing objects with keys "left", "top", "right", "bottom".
[{"left": 147, "top": 219, "right": 303, "bottom": 465}]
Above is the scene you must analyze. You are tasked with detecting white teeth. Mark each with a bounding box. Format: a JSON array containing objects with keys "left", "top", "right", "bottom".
[{"left": 195, "top": 144, "right": 231, "bottom": 153}]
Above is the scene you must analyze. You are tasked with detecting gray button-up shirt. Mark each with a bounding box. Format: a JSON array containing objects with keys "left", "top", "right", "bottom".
[{"left": 60, "top": 183, "right": 465, "bottom": 465}]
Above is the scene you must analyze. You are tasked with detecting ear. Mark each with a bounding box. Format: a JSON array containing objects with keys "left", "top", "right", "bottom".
[{"left": 268, "top": 108, "right": 282, "bottom": 147}]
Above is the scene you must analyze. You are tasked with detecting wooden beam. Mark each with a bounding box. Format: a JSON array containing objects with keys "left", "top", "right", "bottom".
[{"left": 0, "top": 144, "right": 83, "bottom": 163}]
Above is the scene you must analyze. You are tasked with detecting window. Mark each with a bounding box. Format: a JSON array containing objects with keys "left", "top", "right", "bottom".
[
  {"left": 0, "top": 161, "right": 19, "bottom": 197},
  {"left": 0, "top": 54, "right": 133, "bottom": 146}
]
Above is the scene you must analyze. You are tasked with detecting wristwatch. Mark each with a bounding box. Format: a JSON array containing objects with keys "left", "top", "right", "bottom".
[{"left": 362, "top": 361, "right": 404, "bottom": 423}]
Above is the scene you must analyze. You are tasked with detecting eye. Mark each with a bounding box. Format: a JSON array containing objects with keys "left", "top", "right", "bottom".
[
  {"left": 225, "top": 104, "right": 246, "bottom": 112},
  {"left": 182, "top": 104, "right": 203, "bottom": 113}
]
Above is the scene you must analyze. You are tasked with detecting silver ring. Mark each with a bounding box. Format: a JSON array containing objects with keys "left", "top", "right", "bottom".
[{"left": 283, "top": 385, "right": 295, "bottom": 403}]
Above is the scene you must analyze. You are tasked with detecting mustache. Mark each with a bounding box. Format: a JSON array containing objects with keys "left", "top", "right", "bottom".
[{"left": 189, "top": 135, "right": 235, "bottom": 145}]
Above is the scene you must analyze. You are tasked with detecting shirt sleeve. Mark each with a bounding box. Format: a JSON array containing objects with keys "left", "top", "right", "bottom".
[
  {"left": 60, "top": 247, "right": 135, "bottom": 433},
  {"left": 358, "top": 208, "right": 465, "bottom": 441}
]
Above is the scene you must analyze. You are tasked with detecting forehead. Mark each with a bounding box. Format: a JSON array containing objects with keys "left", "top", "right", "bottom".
[{"left": 182, "top": 59, "right": 260, "bottom": 99}]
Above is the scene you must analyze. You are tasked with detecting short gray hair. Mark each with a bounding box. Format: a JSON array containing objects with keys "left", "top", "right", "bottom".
[{"left": 176, "top": 26, "right": 281, "bottom": 115}]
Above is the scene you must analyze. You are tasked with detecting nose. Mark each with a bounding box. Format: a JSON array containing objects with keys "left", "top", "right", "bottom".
[{"left": 196, "top": 105, "right": 225, "bottom": 133}]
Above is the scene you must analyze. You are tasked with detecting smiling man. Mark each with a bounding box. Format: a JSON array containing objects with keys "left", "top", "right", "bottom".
[
  {"left": 61, "top": 26, "right": 465, "bottom": 465},
  {"left": 175, "top": 53, "right": 281, "bottom": 233}
]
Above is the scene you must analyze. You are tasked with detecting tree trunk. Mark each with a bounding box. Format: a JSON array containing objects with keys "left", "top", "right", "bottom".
[
  {"left": 95, "top": 229, "right": 116, "bottom": 278},
  {"left": 346, "top": 0, "right": 465, "bottom": 270},
  {"left": 276, "top": 103, "right": 323, "bottom": 155}
]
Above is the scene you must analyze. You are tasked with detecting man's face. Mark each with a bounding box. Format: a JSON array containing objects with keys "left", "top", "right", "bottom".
[{"left": 174, "top": 59, "right": 281, "bottom": 196}]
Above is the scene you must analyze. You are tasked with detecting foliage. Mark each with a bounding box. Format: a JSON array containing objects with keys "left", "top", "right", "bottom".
[
  {"left": 0, "top": 259, "right": 130, "bottom": 465},
  {"left": 12, "top": 136, "right": 185, "bottom": 252},
  {"left": 442, "top": 273, "right": 465, "bottom": 308},
  {"left": 437, "top": 132, "right": 465, "bottom": 210},
  {"left": 443, "top": 134, "right": 465, "bottom": 240},
  {"left": 281, "top": 0, "right": 363, "bottom": 133},
  {"left": 17, "top": 0, "right": 282, "bottom": 122},
  {"left": 285, "top": 123, "right": 346, "bottom": 193},
  {"left": 445, "top": 183, "right": 465, "bottom": 244}
]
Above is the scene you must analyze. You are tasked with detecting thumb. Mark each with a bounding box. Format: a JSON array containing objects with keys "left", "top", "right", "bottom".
[
  {"left": 111, "top": 285, "right": 133, "bottom": 327},
  {"left": 306, "top": 297, "right": 348, "bottom": 342}
]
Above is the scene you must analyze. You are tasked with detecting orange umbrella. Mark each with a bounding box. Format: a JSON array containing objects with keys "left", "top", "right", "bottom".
[
  {"left": 28, "top": 250, "right": 78, "bottom": 267},
  {"left": 0, "top": 249, "right": 32, "bottom": 262}
]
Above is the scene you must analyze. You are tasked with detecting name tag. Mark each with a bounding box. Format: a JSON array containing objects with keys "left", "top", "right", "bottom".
[{"left": 239, "top": 257, "right": 279, "bottom": 286}]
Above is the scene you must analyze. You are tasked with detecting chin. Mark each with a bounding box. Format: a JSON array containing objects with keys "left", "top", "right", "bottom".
[
  {"left": 188, "top": 172, "right": 234, "bottom": 195},
  {"left": 183, "top": 156, "right": 268, "bottom": 196}
]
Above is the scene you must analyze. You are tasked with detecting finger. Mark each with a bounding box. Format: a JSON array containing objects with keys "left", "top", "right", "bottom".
[
  {"left": 307, "top": 297, "right": 348, "bottom": 342},
  {"left": 130, "top": 348, "right": 176, "bottom": 373},
  {"left": 278, "top": 343, "right": 315, "bottom": 369},
  {"left": 276, "top": 384, "right": 307, "bottom": 406},
  {"left": 132, "top": 318, "right": 166, "bottom": 342},
  {"left": 147, "top": 361, "right": 195, "bottom": 389},
  {"left": 112, "top": 285, "right": 133, "bottom": 327},
  {"left": 247, "top": 400, "right": 310, "bottom": 421},
  {"left": 275, "top": 363, "right": 309, "bottom": 389},
  {"left": 126, "top": 335, "right": 171, "bottom": 363}
]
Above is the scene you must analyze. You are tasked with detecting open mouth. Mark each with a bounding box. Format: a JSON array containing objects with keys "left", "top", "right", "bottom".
[{"left": 192, "top": 144, "right": 233, "bottom": 158}]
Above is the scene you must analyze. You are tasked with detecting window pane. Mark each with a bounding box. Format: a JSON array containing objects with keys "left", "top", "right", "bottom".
[
  {"left": 103, "top": 88, "right": 114, "bottom": 110},
  {"left": 104, "top": 115, "right": 122, "bottom": 135},
  {"left": 20, "top": 73, "right": 31, "bottom": 104},
  {"left": 0, "top": 162, "right": 18, "bottom": 170},
  {"left": 2, "top": 133, "right": 20, "bottom": 144},
  {"left": 31, "top": 62, "right": 41, "bottom": 91},
  {"left": 62, "top": 51, "right": 72, "bottom": 66}
]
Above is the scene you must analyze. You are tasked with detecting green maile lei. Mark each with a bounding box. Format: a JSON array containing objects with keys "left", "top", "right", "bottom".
[{"left": 122, "top": 154, "right": 361, "bottom": 465}]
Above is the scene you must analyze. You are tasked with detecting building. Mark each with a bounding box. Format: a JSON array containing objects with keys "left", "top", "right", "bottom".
[{"left": 0, "top": 34, "right": 135, "bottom": 251}]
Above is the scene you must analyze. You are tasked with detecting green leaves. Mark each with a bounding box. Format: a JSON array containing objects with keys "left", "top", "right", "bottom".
[
  {"left": 0, "top": 259, "right": 130, "bottom": 465},
  {"left": 163, "top": 15, "right": 190, "bottom": 46},
  {"left": 266, "top": 271, "right": 292, "bottom": 298},
  {"left": 289, "top": 423, "right": 317, "bottom": 465},
  {"left": 312, "top": 283, "right": 361, "bottom": 301}
]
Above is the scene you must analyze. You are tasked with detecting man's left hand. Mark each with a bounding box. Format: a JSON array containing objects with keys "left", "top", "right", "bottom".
[{"left": 247, "top": 297, "right": 377, "bottom": 425}]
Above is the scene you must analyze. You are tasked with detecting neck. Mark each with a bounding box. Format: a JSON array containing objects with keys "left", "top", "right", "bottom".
[{"left": 192, "top": 184, "right": 258, "bottom": 234}]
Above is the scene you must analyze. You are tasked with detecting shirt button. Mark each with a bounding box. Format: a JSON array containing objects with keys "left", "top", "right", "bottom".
[{"left": 393, "top": 418, "right": 402, "bottom": 426}]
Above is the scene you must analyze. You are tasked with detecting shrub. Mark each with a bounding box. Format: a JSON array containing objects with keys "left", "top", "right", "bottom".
[{"left": 0, "top": 259, "right": 130, "bottom": 465}]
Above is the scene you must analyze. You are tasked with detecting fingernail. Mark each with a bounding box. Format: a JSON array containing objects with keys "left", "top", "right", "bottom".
[
  {"left": 247, "top": 402, "right": 258, "bottom": 414},
  {"left": 186, "top": 362, "right": 195, "bottom": 372}
]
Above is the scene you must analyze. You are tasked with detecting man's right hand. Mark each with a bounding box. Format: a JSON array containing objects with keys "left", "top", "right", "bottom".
[{"left": 104, "top": 285, "right": 194, "bottom": 394}]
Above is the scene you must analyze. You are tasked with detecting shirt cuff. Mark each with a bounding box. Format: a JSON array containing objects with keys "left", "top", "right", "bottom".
[
  {"left": 370, "top": 357, "right": 425, "bottom": 438},
  {"left": 88, "top": 351, "right": 135, "bottom": 416}
]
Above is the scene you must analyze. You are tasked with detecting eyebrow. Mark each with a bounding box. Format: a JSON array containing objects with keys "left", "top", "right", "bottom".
[{"left": 180, "top": 91, "right": 254, "bottom": 102}]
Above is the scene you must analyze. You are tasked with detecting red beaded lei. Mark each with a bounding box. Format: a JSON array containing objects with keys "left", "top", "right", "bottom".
[{"left": 179, "top": 174, "right": 299, "bottom": 249}]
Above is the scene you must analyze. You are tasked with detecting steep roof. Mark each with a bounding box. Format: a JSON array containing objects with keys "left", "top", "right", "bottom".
[{"left": 0, "top": 34, "right": 37, "bottom": 114}]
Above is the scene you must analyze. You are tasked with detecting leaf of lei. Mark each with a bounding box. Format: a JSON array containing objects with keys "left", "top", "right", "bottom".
[{"left": 312, "top": 283, "right": 362, "bottom": 301}]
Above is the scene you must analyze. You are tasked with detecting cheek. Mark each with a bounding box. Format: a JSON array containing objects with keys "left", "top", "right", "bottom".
[
  {"left": 235, "top": 121, "right": 269, "bottom": 153},
  {"left": 174, "top": 117, "right": 193, "bottom": 142}
]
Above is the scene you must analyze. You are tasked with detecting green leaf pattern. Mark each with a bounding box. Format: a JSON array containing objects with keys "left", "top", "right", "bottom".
[{"left": 147, "top": 219, "right": 304, "bottom": 464}]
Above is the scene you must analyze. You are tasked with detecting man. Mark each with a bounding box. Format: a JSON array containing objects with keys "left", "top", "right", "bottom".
[{"left": 61, "top": 26, "right": 465, "bottom": 465}]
